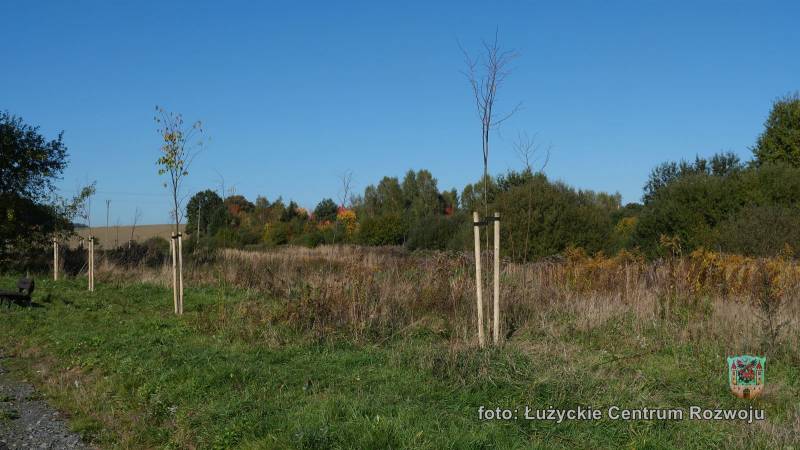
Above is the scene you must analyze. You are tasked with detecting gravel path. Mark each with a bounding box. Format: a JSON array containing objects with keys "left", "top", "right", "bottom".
[{"left": 0, "top": 356, "right": 88, "bottom": 450}]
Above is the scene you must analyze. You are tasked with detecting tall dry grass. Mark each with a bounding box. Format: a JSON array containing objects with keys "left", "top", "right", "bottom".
[{"left": 90, "top": 245, "right": 800, "bottom": 353}]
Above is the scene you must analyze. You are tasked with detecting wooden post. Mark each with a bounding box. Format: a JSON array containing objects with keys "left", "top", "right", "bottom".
[
  {"left": 493, "top": 212, "right": 500, "bottom": 345},
  {"left": 473, "top": 212, "right": 485, "bottom": 348},
  {"left": 88, "top": 237, "right": 91, "bottom": 291},
  {"left": 53, "top": 239, "right": 59, "bottom": 281},
  {"left": 170, "top": 233, "right": 178, "bottom": 314},
  {"left": 88, "top": 236, "right": 94, "bottom": 292},
  {"left": 177, "top": 233, "right": 184, "bottom": 315}
]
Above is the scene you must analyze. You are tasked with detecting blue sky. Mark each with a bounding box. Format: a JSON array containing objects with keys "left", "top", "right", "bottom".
[{"left": 2, "top": 1, "right": 798, "bottom": 225}]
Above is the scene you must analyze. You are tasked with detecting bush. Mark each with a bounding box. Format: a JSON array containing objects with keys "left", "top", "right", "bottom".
[
  {"left": 406, "top": 214, "right": 468, "bottom": 251},
  {"left": 104, "top": 237, "right": 170, "bottom": 268},
  {"left": 635, "top": 163, "right": 800, "bottom": 257},
  {"left": 493, "top": 173, "right": 617, "bottom": 261},
  {"left": 358, "top": 213, "right": 407, "bottom": 246},
  {"left": 263, "top": 222, "right": 290, "bottom": 247},
  {"left": 716, "top": 205, "right": 800, "bottom": 256},
  {"left": 292, "top": 230, "right": 324, "bottom": 248}
]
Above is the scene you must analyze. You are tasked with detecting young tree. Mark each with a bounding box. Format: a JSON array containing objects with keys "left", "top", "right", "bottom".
[
  {"left": 461, "top": 31, "right": 521, "bottom": 220},
  {"left": 338, "top": 170, "right": 354, "bottom": 208},
  {"left": 461, "top": 32, "right": 521, "bottom": 335},
  {"left": 154, "top": 106, "right": 204, "bottom": 234},
  {"left": 129, "top": 206, "right": 141, "bottom": 246},
  {"left": 115, "top": 218, "right": 120, "bottom": 248},
  {"left": 76, "top": 181, "right": 96, "bottom": 234},
  {"left": 513, "top": 132, "right": 550, "bottom": 261},
  {"left": 105, "top": 199, "right": 111, "bottom": 232}
]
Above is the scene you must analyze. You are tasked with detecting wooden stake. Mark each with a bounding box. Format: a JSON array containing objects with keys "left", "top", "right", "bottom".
[
  {"left": 53, "top": 239, "right": 59, "bottom": 281},
  {"left": 177, "top": 233, "right": 184, "bottom": 315},
  {"left": 493, "top": 212, "right": 500, "bottom": 345},
  {"left": 473, "top": 212, "right": 485, "bottom": 348},
  {"left": 171, "top": 234, "right": 178, "bottom": 314},
  {"left": 88, "top": 237, "right": 94, "bottom": 292}
]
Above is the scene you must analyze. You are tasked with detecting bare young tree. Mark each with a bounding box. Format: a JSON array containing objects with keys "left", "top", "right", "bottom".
[
  {"left": 462, "top": 31, "right": 521, "bottom": 336},
  {"left": 513, "top": 131, "right": 550, "bottom": 174},
  {"left": 338, "top": 170, "right": 354, "bottom": 208},
  {"left": 115, "top": 218, "right": 120, "bottom": 248},
  {"left": 155, "top": 106, "right": 204, "bottom": 234},
  {"left": 214, "top": 169, "right": 226, "bottom": 200},
  {"left": 461, "top": 30, "right": 521, "bottom": 219},
  {"left": 129, "top": 206, "right": 142, "bottom": 247},
  {"left": 513, "top": 131, "right": 551, "bottom": 262},
  {"left": 105, "top": 198, "right": 111, "bottom": 233}
]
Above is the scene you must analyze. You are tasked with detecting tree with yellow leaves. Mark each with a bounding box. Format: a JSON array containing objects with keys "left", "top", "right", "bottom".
[{"left": 155, "top": 106, "right": 204, "bottom": 234}]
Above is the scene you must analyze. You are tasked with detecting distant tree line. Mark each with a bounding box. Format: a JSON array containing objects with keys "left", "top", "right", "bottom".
[
  {"left": 2, "top": 92, "right": 799, "bottom": 271},
  {"left": 184, "top": 93, "right": 800, "bottom": 260}
]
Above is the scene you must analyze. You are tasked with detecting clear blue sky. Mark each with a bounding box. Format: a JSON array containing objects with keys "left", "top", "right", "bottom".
[{"left": 3, "top": 1, "right": 798, "bottom": 225}]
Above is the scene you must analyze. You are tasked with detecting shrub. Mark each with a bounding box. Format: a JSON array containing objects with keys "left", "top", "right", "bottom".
[
  {"left": 406, "top": 213, "right": 468, "bottom": 251},
  {"left": 104, "top": 237, "right": 170, "bottom": 268},
  {"left": 292, "top": 230, "right": 324, "bottom": 248},
  {"left": 716, "top": 205, "right": 800, "bottom": 256},
  {"left": 635, "top": 163, "right": 800, "bottom": 257},
  {"left": 358, "top": 213, "right": 407, "bottom": 246},
  {"left": 493, "top": 173, "right": 617, "bottom": 261},
  {"left": 263, "top": 222, "right": 290, "bottom": 247},
  {"left": 336, "top": 209, "right": 358, "bottom": 240}
]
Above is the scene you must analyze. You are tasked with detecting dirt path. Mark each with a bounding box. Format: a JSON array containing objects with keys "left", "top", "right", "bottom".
[{"left": 0, "top": 356, "right": 88, "bottom": 450}]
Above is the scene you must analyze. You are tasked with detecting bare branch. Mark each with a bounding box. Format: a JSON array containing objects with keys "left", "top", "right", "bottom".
[
  {"left": 460, "top": 30, "right": 520, "bottom": 217},
  {"left": 338, "top": 170, "right": 354, "bottom": 208},
  {"left": 129, "top": 206, "right": 142, "bottom": 247},
  {"left": 513, "top": 131, "right": 551, "bottom": 173}
]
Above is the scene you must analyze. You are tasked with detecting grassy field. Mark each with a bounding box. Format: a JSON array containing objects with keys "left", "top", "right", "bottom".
[
  {"left": 1, "top": 248, "right": 799, "bottom": 448},
  {"left": 73, "top": 224, "right": 185, "bottom": 248}
]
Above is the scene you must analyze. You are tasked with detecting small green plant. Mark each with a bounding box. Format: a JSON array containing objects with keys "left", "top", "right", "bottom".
[{"left": 0, "top": 409, "right": 20, "bottom": 421}]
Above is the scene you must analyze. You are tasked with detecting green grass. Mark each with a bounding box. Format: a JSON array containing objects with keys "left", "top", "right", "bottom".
[{"left": 0, "top": 275, "right": 797, "bottom": 449}]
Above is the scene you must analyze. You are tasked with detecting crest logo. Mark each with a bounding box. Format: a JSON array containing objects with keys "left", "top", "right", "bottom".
[{"left": 727, "top": 355, "right": 765, "bottom": 399}]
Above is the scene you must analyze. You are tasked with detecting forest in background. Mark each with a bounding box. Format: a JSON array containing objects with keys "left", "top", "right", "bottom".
[
  {"left": 2, "top": 93, "right": 800, "bottom": 271},
  {"left": 173, "top": 93, "right": 800, "bottom": 261}
]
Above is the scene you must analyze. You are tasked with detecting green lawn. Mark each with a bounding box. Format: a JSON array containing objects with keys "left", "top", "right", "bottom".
[{"left": 0, "top": 276, "right": 796, "bottom": 449}]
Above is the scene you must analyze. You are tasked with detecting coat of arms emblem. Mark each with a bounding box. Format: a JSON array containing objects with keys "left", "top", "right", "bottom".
[{"left": 727, "top": 355, "right": 765, "bottom": 399}]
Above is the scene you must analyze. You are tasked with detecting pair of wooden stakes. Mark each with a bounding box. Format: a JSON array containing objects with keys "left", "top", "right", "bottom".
[
  {"left": 53, "top": 234, "right": 185, "bottom": 315},
  {"left": 53, "top": 238, "right": 95, "bottom": 291},
  {"left": 472, "top": 211, "right": 501, "bottom": 347},
  {"left": 170, "top": 232, "right": 185, "bottom": 315}
]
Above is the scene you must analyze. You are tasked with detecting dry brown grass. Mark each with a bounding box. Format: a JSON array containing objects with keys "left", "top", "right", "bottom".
[
  {"left": 10, "top": 244, "right": 800, "bottom": 448},
  {"left": 87, "top": 245, "right": 800, "bottom": 355}
]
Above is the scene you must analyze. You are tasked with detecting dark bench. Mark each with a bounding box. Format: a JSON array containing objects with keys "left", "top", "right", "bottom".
[{"left": 0, "top": 278, "right": 34, "bottom": 306}]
